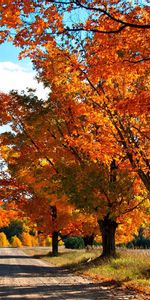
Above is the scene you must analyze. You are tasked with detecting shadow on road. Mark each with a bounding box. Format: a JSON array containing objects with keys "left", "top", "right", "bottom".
[
  {"left": 0, "top": 283, "right": 136, "bottom": 300},
  {"left": 0, "top": 256, "right": 32, "bottom": 259},
  {"left": 0, "top": 263, "right": 70, "bottom": 278}
]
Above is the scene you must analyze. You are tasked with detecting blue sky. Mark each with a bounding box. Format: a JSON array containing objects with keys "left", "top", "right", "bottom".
[
  {"left": 0, "top": 42, "right": 32, "bottom": 68},
  {"left": 0, "top": 42, "right": 50, "bottom": 135},
  {"left": 0, "top": 43, "right": 22, "bottom": 63},
  {"left": 0, "top": 42, "right": 49, "bottom": 99}
]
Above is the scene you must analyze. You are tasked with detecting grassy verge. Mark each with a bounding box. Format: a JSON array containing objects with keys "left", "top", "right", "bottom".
[{"left": 23, "top": 247, "right": 150, "bottom": 294}]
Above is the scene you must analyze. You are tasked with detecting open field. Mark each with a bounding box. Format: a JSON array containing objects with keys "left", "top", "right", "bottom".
[{"left": 24, "top": 247, "right": 150, "bottom": 295}]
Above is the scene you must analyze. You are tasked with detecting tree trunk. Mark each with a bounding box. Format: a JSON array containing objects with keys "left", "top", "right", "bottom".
[
  {"left": 83, "top": 234, "right": 94, "bottom": 247},
  {"left": 98, "top": 216, "right": 118, "bottom": 258},
  {"left": 52, "top": 231, "right": 58, "bottom": 256},
  {"left": 49, "top": 205, "right": 58, "bottom": 256}
]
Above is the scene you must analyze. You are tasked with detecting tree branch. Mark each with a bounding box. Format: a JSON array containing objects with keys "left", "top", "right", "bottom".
[{"left": 49, "top": 0, "right": 150, "bottom": 29}]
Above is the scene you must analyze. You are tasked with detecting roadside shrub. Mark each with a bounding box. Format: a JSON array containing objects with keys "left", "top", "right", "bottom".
[
  {"left": 64, "top": 237, "right": 84, "bottom": 249},
  {"left": 21, "top": 232, "right": 32, "bottom": 247},
  {"left": 93, "top": 240, "right": 102, "bottom": 246},
  {"left": 0, "top": 232, "right": 10, "bottom": 247},
  {"left": 1, "top": 220, "right": 23, "bottom": 241},
  {"left": 41, "top": 239, "right": 46, "bottom": 246},
  {"left": 11, "top": 235, "right": 22, "bottom": 247},
  {"left": 31, "top": 236, "right": 39, "bottom": 246},
  {"left": 45, "top": 236, "right": 52, "bottom": 247},
  {"left": 59, "top": 239, "right": 64, "bottom": 246},
  {"left": 38, "top": 234, "right": 46, "bottom": 246}
]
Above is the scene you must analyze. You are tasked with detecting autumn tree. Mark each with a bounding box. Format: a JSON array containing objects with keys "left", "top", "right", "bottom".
[
  {"left": 0, "top": 0, "right": 150, "bottom": 256},
  {"left": 1, "top": 87, "right": 149, "bottom": 257},
  {"left": 60, "top": 160, "right": 149, "bottom": 257},
  {"left": 0, "top": 91, "right": 83, "bottom": 256},
  {"left": 20, "top": 42, "right": 149, "bottom": 252},
  {"left": 0, "top": 90, "right": 95, "bottom": 251}
]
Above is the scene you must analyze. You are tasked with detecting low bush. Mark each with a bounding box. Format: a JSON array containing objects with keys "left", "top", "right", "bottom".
[
  {"left": 21, "top": 232, "right": 32, "bottom": 247},
  {"left": 45, "top": 236, "right": 52, "bottom": 247},
  {"left": 0, "top": 232, "right": 10, "bottom": 247},
  {"left": 31, "top": 236, "right": 39, "bottom": 246},
  {"left": 11, "top": 235, "right": 22, "bottom": 247},
  {"left": 64, "top": 237, "right": 84, "bottom": 249},
  {"left": 58, "top": 239, "right": 64, "bottom": 246}
]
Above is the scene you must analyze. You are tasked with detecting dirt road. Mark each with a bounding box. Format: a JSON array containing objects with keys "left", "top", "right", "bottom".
[{"left": 0, "top": 248, "right": 146, "bottom": 299}]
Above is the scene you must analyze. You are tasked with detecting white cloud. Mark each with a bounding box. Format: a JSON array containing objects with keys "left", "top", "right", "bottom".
[{"left": 0, "top": 61, "right": 50, "bottom": 99}]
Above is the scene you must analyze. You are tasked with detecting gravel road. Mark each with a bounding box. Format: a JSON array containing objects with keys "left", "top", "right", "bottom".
[{"left": 0, "top": 248, "right": 147, "bottom": 299}]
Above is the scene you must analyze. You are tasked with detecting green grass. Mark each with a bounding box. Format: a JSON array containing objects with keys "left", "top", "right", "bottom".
[
  {"left": 42, "top": 249, "right": 99, "bottom": 267},
  {"left": 89, "top": 249, "right": 150, "bottom": 279},
  {"left": 24, "top": 247, "right": 100, "bottom": 267},
  {"left": 24, "top": 247, "right": 150, "bottom": 293}
]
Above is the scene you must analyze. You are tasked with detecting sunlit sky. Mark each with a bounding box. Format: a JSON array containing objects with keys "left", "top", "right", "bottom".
[{"left": 0, "top": 42, "right": 49, "bottom": 99}]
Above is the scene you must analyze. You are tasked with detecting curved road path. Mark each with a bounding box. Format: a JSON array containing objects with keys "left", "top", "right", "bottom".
[{"left": 0, "top": 248, "right": 146, "bottom": 299}]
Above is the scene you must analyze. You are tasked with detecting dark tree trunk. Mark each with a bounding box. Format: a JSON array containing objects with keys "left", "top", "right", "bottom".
[
  {"left": 83, "top": 234, "right": 94, "bottom": 247},
  {"left": 52, "top": 231, "right": 58, "bottom": 256},
  {"left": 110, "top": 159, "right": 117, "bottom": 182},
  {"left": 96, "top": 160, "right": 118, "bottom": 258},
  {"left": 49, "top": 205, "right": 58, "bottom": 256},
  {"left": 98, "top": 216, "right": 118, "bottom": 258}
]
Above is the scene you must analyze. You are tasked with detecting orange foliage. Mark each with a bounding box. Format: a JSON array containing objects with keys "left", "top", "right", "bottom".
[
  {"left": 62, "top": 211, "right": 99, "bottom": 238},
  {"left": 0, "top": 1, "right": 149, "bottom": 254},
  {"left": 0, "top": 201, "right": 18, "bottom": 228}
]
